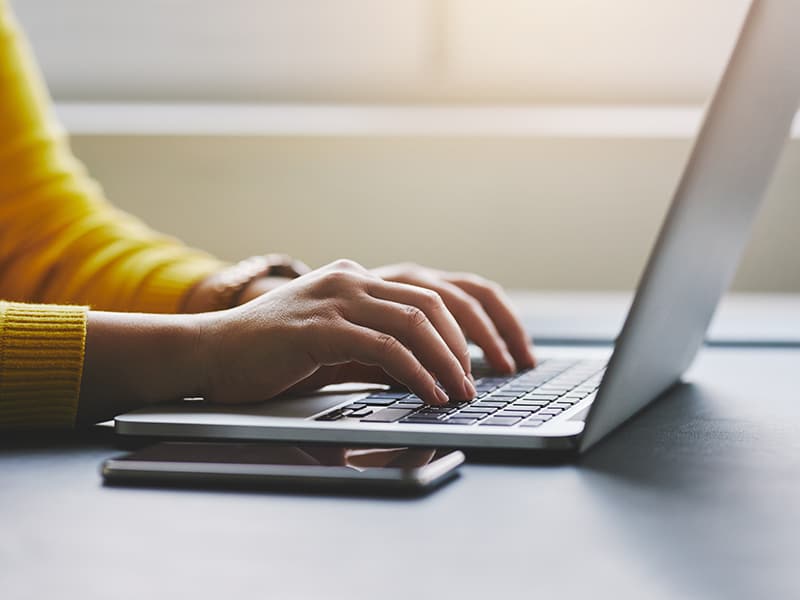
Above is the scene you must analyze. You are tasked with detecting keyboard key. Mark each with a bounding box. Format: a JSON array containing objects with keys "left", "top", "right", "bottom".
[
  {"left": 519, "top": 419, "right": 546, "bottom": 428},
  {"left": 496, "top": 410, "right": 534, "bottom": 418},
  {"left": 551, "top": 402, "right": 576, "bottom": 409},
  {"left": 514, "top": 400, "right": 551, "bottom": 407},
  {"left": 523, "top": 393, "right": 559, "bottom": 401},
  {"left": 487, "top": 393, "right": 523, "bottom": 400},
  {"left": 315, "top": 410, "right": 345, "bottom": 422},
  {"left": 456, "top": 408, "right": 497, "bottom": 415},
  {"left": 537, "top": 408, "right": 564, "bottom": 416},
  {"left": 443, "top": 417, "right": 479, "bottom": 425},
  {"left": 472, "top": 400, "right": 511, "bottom": 408},
  {"left": 479, "top": 416, "right": 522, "bottom": 427},
  {"left": 362, "top": 397, "right": 400, "bottom": 406},
  {"left": 347, "top": 408, "right": 374, "bottom": 418},
  {"left": 443, "top": 400, "right": 470, "bottom": 408},
  {"left": 361, "top": 408, "right": 416, "bottom": 423},
  {"left": 401, "top": 416, "right": 445, "bottom": 424},
  {"left": 418, "top": 407, "right": 456, "bottom": 415},
  {"left": 394, "top": 398, "right": 424, "bottom": 406},
  {"left": 366, "top": 392, "right": 410, "bottom": 399}
]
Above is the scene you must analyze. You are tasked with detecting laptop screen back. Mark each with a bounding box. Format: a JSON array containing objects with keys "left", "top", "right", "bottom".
[{"left": 579, "top": 0, "right": 800, "bottom": 452}]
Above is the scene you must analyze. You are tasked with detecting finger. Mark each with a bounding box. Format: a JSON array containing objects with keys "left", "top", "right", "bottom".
[
  {"left": 366, "top": 279, "right": 472, "bottom": 377},
  {"left": 414, "top": 277, "right": 517, "bottom": 374},
  {"left": 447, "top": 274, "right": 536, "bottom": 369},
  {"left": 345, "top": 297, "right": 473, "bottom": 401},
  {"left": 323, "top": 324, "right": 450, "bottom": 406}
]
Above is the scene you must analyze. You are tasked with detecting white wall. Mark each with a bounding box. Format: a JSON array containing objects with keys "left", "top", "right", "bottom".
[
  {"left": 13, "top": 0, "right": 749, "bottom": 103},
  {"left": 67, "top": 134, "right": 800, "bottom": 292},
  {"left": 12, "top": 0, "right": 799, "bottom": 292}
]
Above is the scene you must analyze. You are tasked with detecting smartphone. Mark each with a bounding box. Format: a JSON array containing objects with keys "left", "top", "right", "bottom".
[{"left": 101, "top": 442, "right": 464, "bottom": 495}]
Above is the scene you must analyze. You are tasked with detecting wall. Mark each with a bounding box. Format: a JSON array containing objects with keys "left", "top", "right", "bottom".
[
  {"left": 14, "top": 0, "right": 750, "bottom": 103},
  {"left": 68, "top": 134, "right": 800, "bottom": 291},
  {"left": 12, "top": 0, "right": 798, "bottom": 291}
]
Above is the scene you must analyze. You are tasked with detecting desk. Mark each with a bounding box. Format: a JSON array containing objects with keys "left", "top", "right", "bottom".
[
  {"left": 2, "top": 297, "right": 800, "bottom": 600},
  {"left": 511, "top": 291, "right": 800, "bottom": 346}
]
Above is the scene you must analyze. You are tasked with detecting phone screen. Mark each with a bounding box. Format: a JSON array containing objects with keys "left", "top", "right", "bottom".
[
  {"left": 116, "top": 442, "right": 456, "bottom": 469},
  {"left": 102, "top": 442, "right": 464, "bottom": 493}
]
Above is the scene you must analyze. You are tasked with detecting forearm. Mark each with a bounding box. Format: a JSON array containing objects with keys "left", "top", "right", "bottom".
[{"left": 76, "top": 311, "right": 210, "bottom": 425}]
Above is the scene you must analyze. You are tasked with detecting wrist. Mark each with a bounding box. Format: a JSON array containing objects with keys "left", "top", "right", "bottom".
[
  {"left": 182, "top": 254, "right": 309, "bottom": 313},
  {"left": 123, "top": 312, "right": 209, "bottom": 404},
  {"left": 79, "top": 311, "right": 213, "bottom": 424},
  {"left": 188, "top": 309, "right": 230, "bottom": 402}
]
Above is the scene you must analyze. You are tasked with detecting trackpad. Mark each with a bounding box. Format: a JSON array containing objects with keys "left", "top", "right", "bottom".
[
  {"left": 117, "top": 385, "right": 376, "bottom": 424},
  {"left": 247, "top": 390, "right": 357, "bottom": 419}
]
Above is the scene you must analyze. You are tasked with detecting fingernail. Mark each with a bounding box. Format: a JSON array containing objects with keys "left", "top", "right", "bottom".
[
  {"left": 434, "top": 386, "right": 449, "bottom": 405},
  {"left": 463, "top": 375, "right": 476, "bottom": 399}
]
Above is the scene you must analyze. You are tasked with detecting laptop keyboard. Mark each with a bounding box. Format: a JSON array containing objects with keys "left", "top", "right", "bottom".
[{"left": 314, "top": 359, "right": 606, "bottom": 428}]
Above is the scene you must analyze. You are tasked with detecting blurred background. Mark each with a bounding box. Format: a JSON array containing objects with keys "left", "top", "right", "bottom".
[{"left": 13, "top": 0, "right": 799, "bottom": 291}]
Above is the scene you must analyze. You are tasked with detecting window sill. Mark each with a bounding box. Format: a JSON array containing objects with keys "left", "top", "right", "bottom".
[{"left": 55, "top": 103, "right": 800, "bottom": 139}]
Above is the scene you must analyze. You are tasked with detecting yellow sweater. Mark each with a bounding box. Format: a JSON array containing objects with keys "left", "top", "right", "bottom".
[{"left": 0, "top": 1, "right": 225, "bottom": 428}]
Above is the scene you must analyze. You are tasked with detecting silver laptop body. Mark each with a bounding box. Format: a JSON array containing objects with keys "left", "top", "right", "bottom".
[{"left": 116, "top": 0, "right": 800, "bottom": 454}]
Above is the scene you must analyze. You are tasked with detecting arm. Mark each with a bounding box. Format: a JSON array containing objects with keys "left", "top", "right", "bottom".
[
  {"left": 77, "top": 260, "right": 478, "bottom": 425},
  {"left": 0, "top": 1, "right": 224, "bottom": 313}
]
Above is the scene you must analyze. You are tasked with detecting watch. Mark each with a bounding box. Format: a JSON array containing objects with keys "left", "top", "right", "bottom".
[{"left": 211, "top": 253, "right": 309, "bottom": 310}]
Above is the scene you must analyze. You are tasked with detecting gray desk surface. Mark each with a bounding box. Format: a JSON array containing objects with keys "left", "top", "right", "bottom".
[
  {"left": 511, "top": 291, "right": 800, "bottom": 346},
  {"left": 2, "top": 297, "right": 800, "bottom": 600}
]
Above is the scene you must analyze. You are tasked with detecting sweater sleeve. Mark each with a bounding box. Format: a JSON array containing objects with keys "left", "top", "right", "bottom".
[
  {"left": 0, "top": 301, "right": 87, "bottom": 429},
  {"left": 0, "top": 0, "right": 226, "bottom": 313}
]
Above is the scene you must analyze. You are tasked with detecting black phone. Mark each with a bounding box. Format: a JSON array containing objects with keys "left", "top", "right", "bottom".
[{"left": 101, "top": 442, "right": 464, "bottom": 495}]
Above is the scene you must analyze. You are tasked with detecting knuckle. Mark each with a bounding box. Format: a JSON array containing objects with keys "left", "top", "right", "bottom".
[
  {"left": 421, "top": 289, "right": 444, "bottom": 310},
  {"left": 322, "top": 299, "right": 346, "bottom": 322},
  {"left": 376, "top": 333, "right": 400, "bottom": 355},
  {"left": 404, "top": 305, "right": 429, "bottom": 329},
  {"left": 331, "top": 258, "right": 363, "bottom": 272},
  {"left": 319, "top": 269, "right": 357, "bottom": 292}
]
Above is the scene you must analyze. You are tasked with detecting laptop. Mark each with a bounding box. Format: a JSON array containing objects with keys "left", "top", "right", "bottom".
[{"left": 116, "top": 0, "right": 800, "bottom": 454}]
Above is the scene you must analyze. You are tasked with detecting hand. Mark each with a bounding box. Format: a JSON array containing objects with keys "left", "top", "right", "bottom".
[
  {"left": 371, "top": 263, "right": 535, "bottom": 373},
  {"left": 237, "top": 276, "right": 295, "bottom": 303},
  {"left": 198, "top": 260, "right": 476, "bottom": 406}
]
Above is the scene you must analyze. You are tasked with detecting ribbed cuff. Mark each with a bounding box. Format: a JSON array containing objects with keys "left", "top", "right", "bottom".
[{"left": 0, "top": 302, "right": 88, "bottom": 429}]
